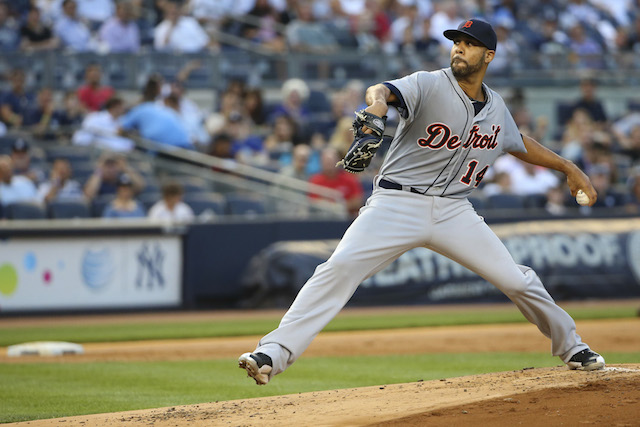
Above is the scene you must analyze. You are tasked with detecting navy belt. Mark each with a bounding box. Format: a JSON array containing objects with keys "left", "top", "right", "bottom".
[{"left": 378, "top": 178, "right": 423, "bottom": 194}]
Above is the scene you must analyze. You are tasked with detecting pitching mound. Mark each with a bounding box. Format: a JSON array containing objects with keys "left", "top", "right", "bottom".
[{"left": 12, "top": 364, "right": 640, "bottom": 426}]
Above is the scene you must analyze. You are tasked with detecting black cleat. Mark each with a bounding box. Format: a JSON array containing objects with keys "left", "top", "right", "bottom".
[
  {"left": 567, "top": 349, "right": 605, "bottom": 371},
  {"left": 238, "top": 352, "right": 273, "bottom": 385}
]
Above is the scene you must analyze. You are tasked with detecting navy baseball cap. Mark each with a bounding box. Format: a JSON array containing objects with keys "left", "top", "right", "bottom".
[
  {"left": 444, "top": 19, "right": 497, "bottom": 51},
  {"left": 11, "top": 138, "right": 29, "bottom": 152}
]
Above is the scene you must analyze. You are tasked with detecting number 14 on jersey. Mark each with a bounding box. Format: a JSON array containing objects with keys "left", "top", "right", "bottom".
[{"left": 460, "top": 160, "right": 489, "bottom": 187}]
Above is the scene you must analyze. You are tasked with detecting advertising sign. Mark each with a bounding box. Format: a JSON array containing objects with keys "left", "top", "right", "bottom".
[
  {"left": 241, "top": 219, "right": 640, "bottom": 307},
  {"left": 0, "top": 236, "right": 182, "bottom": 311}
]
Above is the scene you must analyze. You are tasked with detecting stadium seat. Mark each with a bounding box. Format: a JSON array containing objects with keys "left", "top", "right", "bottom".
[
  {"left": 468, "top": 196, "right": 486, "bottom": 210},
  {"left": 140, "top": 182, "right": 160, "bottom": 195},
  {"left": 91, "top": 195, "right": 115, "bottom": 217},
  {"left": 48, "top": 200, "right": 91, "bottom": 219},
  {"left": 225, "top": 193, "right": 266, "bottom": 216},
  {"left": 487, "top": 194, "right": 526, "bottom": 210},
  {"left": 184, "top": 193, "right": 226, "bottom": 217},
  {"left": 138, "top": 193, "right": 161, "bottom": 212},
  {"left": 523, "top": 193, "right": 548, "bottom": 209},
  {"left": 180, "top": 176, "right": 211, "bottom": 195},
  {"left": 5, "top": 202, "right": 47, "bottom": 220},
  {"left": 45, "top": 146, "right": 93, "bottom": 163},
  {"left": 70, "top": 161, "right": 97, "bottom": 184}
]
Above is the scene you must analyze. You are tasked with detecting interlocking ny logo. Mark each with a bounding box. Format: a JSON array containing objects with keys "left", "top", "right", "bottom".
[
  {"left": 136, "top": 243, "right": 165, "bottom": 289},
  {"left": 463, "top": 20, "right": 473, "bottom": 28}
]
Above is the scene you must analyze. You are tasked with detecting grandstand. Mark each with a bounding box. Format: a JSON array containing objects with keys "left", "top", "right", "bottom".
[
  {"left": 0, "top": 1, "right": 637, "bottom": 222},
  {"left": 0, "top": 0, "right": 639, "bottom": 311}
]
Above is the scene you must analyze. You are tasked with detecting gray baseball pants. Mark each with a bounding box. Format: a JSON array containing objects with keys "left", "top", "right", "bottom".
[{"left": 255, "top": 187, "right": 589, "bottom": 379}]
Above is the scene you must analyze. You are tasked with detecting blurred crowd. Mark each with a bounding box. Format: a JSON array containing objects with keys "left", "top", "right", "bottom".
[
  {"left": 0, "top": 140, "right": 200, "bottom": 221},
  {"left": 0, "top": 0, "right": 638, "bottom": 64},
  {"left": 492, "top": 76, "right": 640, "bottom": 215},
  {"left": 0, "top": 59, "right": 375, "bottom": 218},
  {"left": 1, "top": 62, "right": 640, "bottom": 220},
  {"left": 0, "top": 0, "right": 640, "bottom": 220}
]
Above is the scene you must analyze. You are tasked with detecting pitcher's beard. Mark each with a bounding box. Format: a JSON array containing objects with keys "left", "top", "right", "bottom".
[{"left": 451, "top": 55, "right": 484, "bottom": 78}]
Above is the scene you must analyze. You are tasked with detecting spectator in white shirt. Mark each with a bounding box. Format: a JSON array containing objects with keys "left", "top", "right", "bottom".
[
  {"left": 154, "top": 1, "right": 210, "bottom": 53},
  {"left": 223, "top": 0, "right": 285, "bottom": 16},
  {"left": 389, "top": 3, "right": 422, "bottom": 51},
  {"left": 148, "top": 181, "right": 195, "bottom": 223},
  {"left": 429, "top": 2, "right": 463, "bottom": 46},
  {"left": 337, "top": 0, "right": 366, "bottom": 16},
  {"left": 72, "top": 96, "right": 134, "bottom": 152},
  {"left": 482, "top": 171, "right": 513, "bottom": 197},
  {"left": 187, "top": 0, "right": 234, "bottom": 33},
  {"left": 0, "top": 155, "right": 38, "bottom": 206},
  {"left": 509, "top": 160, "right": 560, "bottom": 196}
]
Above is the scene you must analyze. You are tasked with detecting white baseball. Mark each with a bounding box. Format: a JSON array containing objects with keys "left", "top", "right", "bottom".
[{"left": 576, "top": 190, "right": 590, "bottom": 206}]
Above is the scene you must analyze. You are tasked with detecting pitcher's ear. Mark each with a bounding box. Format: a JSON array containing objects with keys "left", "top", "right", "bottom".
[{"left": 485, "top": 49, "right": 495, "bottom": 64}]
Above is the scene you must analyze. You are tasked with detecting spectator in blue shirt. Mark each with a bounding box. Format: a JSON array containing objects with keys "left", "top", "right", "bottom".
[
  {"left": 10, "top": 138, "right": 46, "bottom": 185},
  {"left": 0, "top": 154, "right": 38, "bottom": 207},
  {"left": 54, "top": 0, "right": 93, "bottom": 52},
  {"left": 119, "top": 80, "right": 193, "bottom": 149},
  {"left": 102, "top": 172, "right": 146, "bottom": 219},
  {"left": 0, "top": 2, "right": 19, "bottom": 51},
  {"left": 98, "top": 0, "right": 140, "bottom": 53}
]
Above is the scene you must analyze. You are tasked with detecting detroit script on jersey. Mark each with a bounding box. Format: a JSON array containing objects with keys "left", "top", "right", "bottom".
[
  {"left": 418, "top": 123, "right": 501, "bottom": 151},
  {"left": 380, "top": 67, "right": 526, "bottom": 198}
]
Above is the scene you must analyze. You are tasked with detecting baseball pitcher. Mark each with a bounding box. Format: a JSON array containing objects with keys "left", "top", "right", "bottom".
[{"left": 239, "top": 18, "right": 605, "bottom": 385}]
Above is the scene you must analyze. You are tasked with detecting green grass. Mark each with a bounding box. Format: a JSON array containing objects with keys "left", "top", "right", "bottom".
[
  {"left": 2, "top": 352, "right": 638, "bottom": 423},
  {"left": 0, "top": 305, "right": 635, "bottom": 347},
  {"left": 0, "top": 303, "right": 637, "bottom": 423}
]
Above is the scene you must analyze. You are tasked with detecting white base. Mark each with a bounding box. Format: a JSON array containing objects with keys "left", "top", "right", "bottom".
[{"left": 7, "top": 341, "right": 84, "bottom": 357}]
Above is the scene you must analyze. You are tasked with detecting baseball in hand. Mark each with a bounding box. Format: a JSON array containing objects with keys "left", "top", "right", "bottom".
[{"left": 576, "top": 190, "right": 590, "bottom": 206}]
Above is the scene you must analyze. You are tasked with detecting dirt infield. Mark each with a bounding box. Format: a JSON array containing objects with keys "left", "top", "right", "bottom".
[
  {"left": 1, "top": 318, "right": 639, "bottom": 363},
  {"left": 4, "top": 304, "right": 640, "bottom": 426},
  {"left": 11, "top": 366, "right": 640, "bottom": 426}
]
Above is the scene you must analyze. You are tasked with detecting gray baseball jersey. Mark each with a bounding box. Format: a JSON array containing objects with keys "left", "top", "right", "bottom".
[
  {"left": 380, "top": 67, "right": 525, "bottom": 198},
  {"left": 246, "top": 67, "right": 593, "bottom": 384}
]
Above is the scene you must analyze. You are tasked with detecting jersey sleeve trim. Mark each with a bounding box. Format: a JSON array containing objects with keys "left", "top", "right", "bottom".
[{"left": 383, "top": 82, "right": 409, "bottom": 119}]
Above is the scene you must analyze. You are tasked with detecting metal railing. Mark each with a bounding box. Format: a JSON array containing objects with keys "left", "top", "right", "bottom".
[
  {"left": 131, "top": 136, "right": 348, "bottom": 219},
  {"left": 4, "top": 126, "right": 349, "bottom": 220}
]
